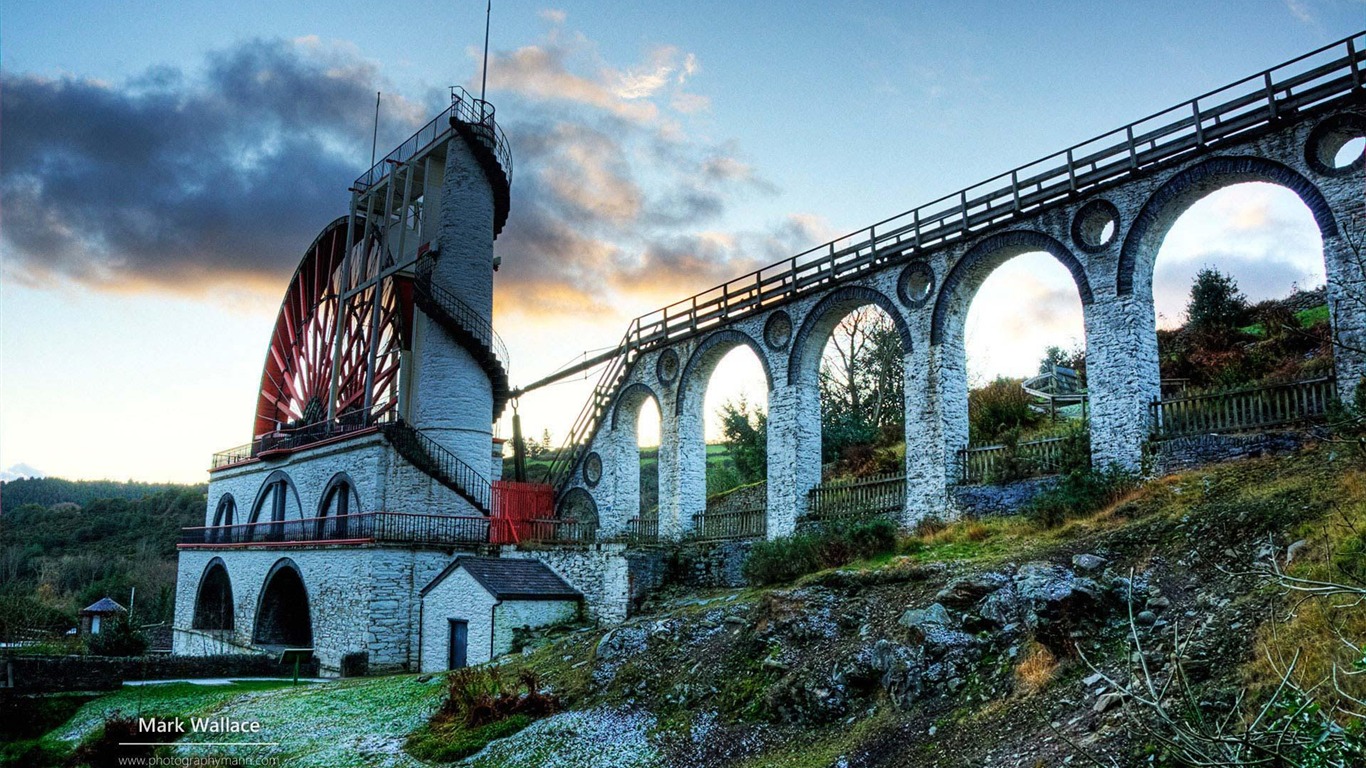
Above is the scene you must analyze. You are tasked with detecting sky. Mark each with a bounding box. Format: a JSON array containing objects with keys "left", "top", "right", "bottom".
[{"left": 1, "top": 1, "right": 1361, "bottom": 483}]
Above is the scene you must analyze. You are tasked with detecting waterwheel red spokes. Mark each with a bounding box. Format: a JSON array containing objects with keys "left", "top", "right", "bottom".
[{"left": 254, "top": 217, "right": 409, "bottom": 439}]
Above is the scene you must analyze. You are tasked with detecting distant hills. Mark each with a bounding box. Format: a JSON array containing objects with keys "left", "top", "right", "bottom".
[{"left": 0, "top": 477, "right": 204, "bottom": 511}]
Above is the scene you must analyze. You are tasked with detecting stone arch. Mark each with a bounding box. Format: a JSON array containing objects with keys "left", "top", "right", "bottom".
[
  {"left": 676, "top": 329, "right": 774, "bottom": 415},
  {"left": 1117, "top": 155, "right": 1337, "bottom": 297},
  {"left": 316, "top": 472, "right": 360, "bottom": 539},
  {"left": 612, "top": 382, "right": 661, "bottom": 429},
  {"left": 252, "top": 558, "right": 312, "bottom": 648},
  {"left": 672, "top": 328, "right": 773, "bottom": 532},
  {"left": 788, "top": 285, "right": 914, "bottom": 385},
  {"left": 248, "top": 470, "right": 302, "bottom": 525},
  {"left": 930, "top": 230, "right": 1093, "bottom": 346},
  {"left": 192, "top": 558, "right": 234, "bottom": 631},
  {"left": 606, "top": 380, "right": 662, "bottom": 529},
  {"left": 212, "top": 494, "right": 236, "bottom": 527}
]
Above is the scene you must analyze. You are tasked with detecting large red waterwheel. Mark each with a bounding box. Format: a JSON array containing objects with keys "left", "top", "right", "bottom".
[{"left": 253, "top": 216, "right": 413, "bottom": 440}]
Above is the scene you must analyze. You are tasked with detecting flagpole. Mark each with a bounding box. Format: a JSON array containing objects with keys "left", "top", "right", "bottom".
[{"left": 480, "top": 0, "right": 492, "bottom": 102}]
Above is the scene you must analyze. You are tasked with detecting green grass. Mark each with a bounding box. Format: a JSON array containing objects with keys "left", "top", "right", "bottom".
[
  {"left": 1240, "top": 303, "right": 1330, "bottom": 336},
  {"left": 406, "top": 714, "right": 534, "bottom": 762}
]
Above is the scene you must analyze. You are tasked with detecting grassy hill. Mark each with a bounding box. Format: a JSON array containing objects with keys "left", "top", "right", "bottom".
[{"left": 17, "top": 442, "right": 1364, "bottom": 767}]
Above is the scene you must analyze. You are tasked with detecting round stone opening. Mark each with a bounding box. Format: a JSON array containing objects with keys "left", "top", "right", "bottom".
[
  {"left": 1306, "top": 114, "right": 1366, "bottom": 176},
  {"left": 583, "top": 452, "right": 603, "bottom": 486},
  {"left": 1071, "top": 200, "right": 1119, "bottom": 252},
  {"left": 764, "top": 311, "right": 793, "bottom": 350},
  {"left": 657, "top": 349, "right": 680, "bottom": 383},
  {"left": 897, "top": 262, "right": 936, "bottom": 307}
]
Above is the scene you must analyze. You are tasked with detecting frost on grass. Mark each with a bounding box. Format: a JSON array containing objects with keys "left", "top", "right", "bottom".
[
  {"left": 461, "top": 707, "right": 659, "bottom": 768},
  {"left": 188, "top": 675, "right": 446, "bottom": 768}
]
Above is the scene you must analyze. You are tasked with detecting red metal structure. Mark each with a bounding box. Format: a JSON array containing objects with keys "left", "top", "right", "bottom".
[
  {"left": 489, "top": 481, "right": 556, "bottom": 544},
  {"left": 254, "top": 216, "right": 413, "bottom": 441}
]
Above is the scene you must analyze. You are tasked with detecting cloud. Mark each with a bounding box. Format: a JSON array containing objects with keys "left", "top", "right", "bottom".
[
  {"left": 0, "top": 463, "right": 46, "bottom": 482},
  {"left": 1, "top": 37, "right": 432, "bottom": 295},
  {"left": 3, "top": 23, "right": 794, "bottom": 366},
  {"left": 614, "top": 46, "right": 682, "bottom": 99},
  {"left": 1283, "top": 0, "right": 1314, "bottom": 23}
]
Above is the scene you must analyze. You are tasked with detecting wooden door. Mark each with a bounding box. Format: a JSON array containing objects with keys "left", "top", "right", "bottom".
[{"left": 448, "top": 619, "right": 468, "bottom": 669}]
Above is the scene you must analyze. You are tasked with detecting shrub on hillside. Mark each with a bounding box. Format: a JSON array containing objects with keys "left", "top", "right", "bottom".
[
  {"left": 743, "top": 519, "right": 898, "bottom": 586},
  {"left": 969, "top": 378, "right": 1041, "bottom": 444},
  {"left": 1026, "top": 465, "right": 1138, "bottom": 528}
]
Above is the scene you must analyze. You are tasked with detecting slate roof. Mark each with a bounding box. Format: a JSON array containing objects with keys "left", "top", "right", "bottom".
[
  {"left": 421, "top": 556, "right": 583, "bottom": 601},
  {"left": 81, "top": 597, "right": 127, "bottom": 614}
]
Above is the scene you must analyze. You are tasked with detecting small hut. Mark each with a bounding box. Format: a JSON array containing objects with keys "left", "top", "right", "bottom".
[{"left": 79, "top": 597, "right": 126, "bottom": 636}]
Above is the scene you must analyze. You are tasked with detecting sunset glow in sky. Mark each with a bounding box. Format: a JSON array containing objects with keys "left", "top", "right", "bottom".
[{"left": 1, "top": 1, "right": 1359, "bottom": 482}]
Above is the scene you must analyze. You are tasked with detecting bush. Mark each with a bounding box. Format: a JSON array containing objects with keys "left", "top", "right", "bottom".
[
  {"left": 1027, "top": 465, "right": 1138, "bottom": 528},
  {"left": 86, "top": 616, "right": 147, "bottom": 657},
  {"left": 438, "top": 667, "right": 558, "bottom": 728},
  {"left": 744, "top": 519, "right": 898, "bottom": 586},
  {"left": 70, "top": 712, "right": 161, "bottom": 768},
  {"left": 969, "top": 378, "right": 1040, "bottom": 444}
]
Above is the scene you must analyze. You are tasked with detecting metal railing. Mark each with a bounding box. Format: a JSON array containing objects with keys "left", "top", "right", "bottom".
[
  {"left": 1150, "top": 376, "right": 1338, "bottom": 439},
  {"left": 544, "top": 32, "right": 1366, "bottom": 493},
  {"left": 689, "top": 509, "right": 767, "bottom": 541},
  {"left": 806, "top": 472, "right": 907, "bottom": 521},
  {"left": 958, "top": 435, "right": 1076, "bottom": 484},
  {"left": 381, "top": 421, "right": 492, "bottom": 512},
  {"left": 353, "top": 86, "right": 513, "bottom": 193},
  {"left": 514, "top": 518, "right": 599, "bottom": 546},
  {"left": 180, "top": 511, "right": 492, "bottom": 547},
  {"left": 210, "top": 411, "right": 395, "bottom": 471},
  {"left": 415, "top": 252, "right": 510, "bottom": 371},
  {"left": 211, "top": 443, "right": 254, "bottom": 469}
]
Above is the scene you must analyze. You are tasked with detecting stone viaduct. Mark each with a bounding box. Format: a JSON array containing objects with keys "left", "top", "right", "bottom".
[{"left": 551, "top": 35, "right": 1366, "bottom": 541}]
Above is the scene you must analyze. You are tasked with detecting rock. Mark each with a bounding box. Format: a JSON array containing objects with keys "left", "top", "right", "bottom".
[
  {"left": 1286, "top": 539, "right": 1308, "bottom": 564},
  {"left": 1015, "top": 563, "right": 1107, "bottom": 624},
  {"left": 1135, "top": 610, "right": 1158, "bottom": 627},
  {"left": 596, "top": 625, "right": 648, "bottom": 661},
  {"left": 1146, "top": 596, "right": 1172, "bottom": 611},
  {"left": 1082, "top": 672, "right": 1105, "bottom": 687},
  {"left": 976, "top": 585, "right": 1024, "bottom": 628},
  {"left": 1072, "top": 554, "right": 1107, "bottom": 572},
  {"left": 935, "top": 572, "right": 1010, "bottom": 607},
  {"left": 1094, "top": 692, "right": 1126, "bottom": 713},
  {"left": 899, "top": 602, "right": 953, "bottom": 631}
]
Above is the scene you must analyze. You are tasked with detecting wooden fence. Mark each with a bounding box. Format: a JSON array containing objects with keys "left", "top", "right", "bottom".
[
  {"left": 958, "top": 435, "right": 1074, "bottom": 484},
  {"left": 689, "top": 508, "right": 767, "bottom": 542},
  {"left": 1150, "top": 377, "right": 1337, "bottom": 439},
  {"left": 806, "top": 472, "right": 906, "bottom": 522},
  {"left": 624, "top": 516, "right": 659, "bottom": 544}
]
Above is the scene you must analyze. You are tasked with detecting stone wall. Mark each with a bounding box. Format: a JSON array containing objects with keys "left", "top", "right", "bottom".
[
  {"left": 673, "top": 540, "right": 754, "bottom": 588},
  {"left": 1147, "top": 431, "right": 1308, "bottom": 475},
  {"left": 501, "top": 545, "right": 672, "bottom": 624},
  {"left": 206, "top": 433, "right": 481, "bottom": 528},
  {"left": 2, "top": 654, "right": 318, "bottom": 693},
  {"left": 174, "top": 546, "right": 460, "bottom": 676},
  {"left": 951, "top": 476, "right": 1061, "bottom": 519}
]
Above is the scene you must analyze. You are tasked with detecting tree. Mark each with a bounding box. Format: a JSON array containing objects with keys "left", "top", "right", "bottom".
[
  {"left": 1037, "top": 345, "right": 1086, "bottom": 379},
  {"left": 718, "top": 398, "right": 767, "bottom": 484},
  {"left": 1186, "top": 267, "right": 1249, "bottom": 332},
  {"left": 819, "top": 307, "right": 905, "bottom": 461}
]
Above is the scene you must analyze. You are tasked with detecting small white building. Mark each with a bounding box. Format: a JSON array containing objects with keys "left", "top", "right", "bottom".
[{"left": 419, "top": 557, "right": 582, "bottom": 672}]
